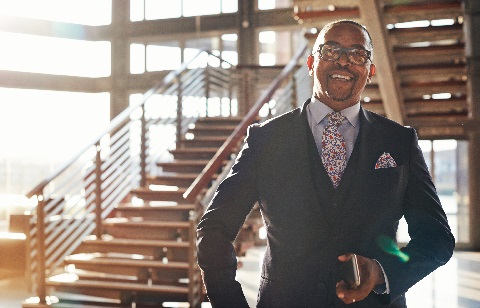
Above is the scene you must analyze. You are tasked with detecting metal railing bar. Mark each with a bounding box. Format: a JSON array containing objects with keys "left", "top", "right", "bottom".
[
  {"left": 101, "top": 158, "right": 134, "bottom": 192},
  {"left": 46, "top": 216, "right": 96, "bottom": 269},
  {"left": 44, "top": 204, "right": 95, "bottom": 246},
  {"left": 101, "top": 165, "right": 135, "bottom": 200},
  {"left": 101, "top": 181, "right": 135, "bottom": 218},
  {"left": 25, "top": 49, "right": 212, "bottom": 198},
  {"left": 183, "top": 43, "right": 309, "bottom": 201},
  {"left": 101, "top": 173, "right": 135, "bottom": 208},
  {"left": 101, "top": 146, "right": 131, "bottom": 178},
  {"left": 48, "top": 222, "right": 97, "bottom": 271},
  {"left": 45, "top": 214, "right": 94, "bottom": 260},
  {"left": 108, "top": 131, "right": 131, "bottom": 159},
  {"left": 44, "top": 200, "right": 96, "bottom": 248},
  {"left": 108, "top": 122, "right": 130, "bottom": 146}
]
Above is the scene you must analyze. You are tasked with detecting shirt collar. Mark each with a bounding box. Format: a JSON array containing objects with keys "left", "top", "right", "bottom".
[{"left": 309, "top": 97, "right": 361, "bottom": 127}]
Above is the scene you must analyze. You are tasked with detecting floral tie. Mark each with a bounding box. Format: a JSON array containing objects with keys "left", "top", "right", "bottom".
[{"left": 321, "top": 112, "right": 347, "bottom": 188}]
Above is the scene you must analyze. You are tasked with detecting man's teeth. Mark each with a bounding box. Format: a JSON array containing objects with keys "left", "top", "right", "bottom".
[{"left": 330, "top": 74, "right": 352, "bottom": 81}]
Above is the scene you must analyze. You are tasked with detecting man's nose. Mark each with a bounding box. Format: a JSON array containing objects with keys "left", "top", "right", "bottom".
[{"left": 335, "top": 51, "right": 350, "bottom": 66}]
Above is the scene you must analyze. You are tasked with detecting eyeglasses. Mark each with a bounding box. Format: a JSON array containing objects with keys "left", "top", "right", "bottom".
[{"left": 313, "top": 44, "right": 372, "bottom": 65}]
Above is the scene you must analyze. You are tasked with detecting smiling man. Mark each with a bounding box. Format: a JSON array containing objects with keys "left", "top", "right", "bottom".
[{"left": 197, "top": 20, "right": 454, "bottom": 307}]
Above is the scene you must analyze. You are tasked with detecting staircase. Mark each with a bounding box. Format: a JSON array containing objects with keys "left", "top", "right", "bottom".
[
  {"left": 38, "top": 117, "right": 245, "bottom": 307},
  {"left": 22, "top": 45, "right": 310, "bottom": 308}
]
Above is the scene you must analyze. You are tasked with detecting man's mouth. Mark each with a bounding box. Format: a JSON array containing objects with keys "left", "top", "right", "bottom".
[{"left": 329, "top": 73, "right": 354, "bottom": 81}]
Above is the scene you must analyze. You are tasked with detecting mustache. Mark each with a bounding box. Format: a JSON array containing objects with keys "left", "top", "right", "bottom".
[{"left": 329, "top": 65, "right": 358, "bottom": 79}]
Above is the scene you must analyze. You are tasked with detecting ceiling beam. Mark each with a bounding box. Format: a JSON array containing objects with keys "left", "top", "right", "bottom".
[{"left": 361, "top": 0, "right": 404, "bottom": 124}]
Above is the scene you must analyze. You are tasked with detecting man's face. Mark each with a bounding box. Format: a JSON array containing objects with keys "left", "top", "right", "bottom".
[{"left": 307, "top": 23, "right": 376, "bottom": 111}]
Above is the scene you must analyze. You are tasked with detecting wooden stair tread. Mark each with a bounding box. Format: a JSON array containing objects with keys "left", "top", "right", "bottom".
[
  {"left": 183, "top": 136, "right": 228, "bottom": 141},
  {"left": 157, "top": 160, "right": 211, "bottom": 166},
  {"left": 84, "top": 236, "right": 190, "bottom": 248},
  {"left": 169, "top": 147, "right": 220, "bottom": 153},
  {"left": 191, "top": 125, "right": 237, "bottom": 130},
  {"left": 104, "top": 218, "right": 191, "bottom": 228},
  {"left": 197, "top": 116, "right": 245, "bottom": 122},
  {"left": 117, "top": 203, "right": 195, "bottom": 211},
  {"left": 132, "top": 187, "right": 188, "bottom": 193},
  {"left": 148, "top": 173, "right": 203, "bottom": 179},
  {"left": 66, "top": 253, "right": 189, "bottom": 269},
  {"left": 61, "top": 268, "right": 139, "bottom": 282},
  {"left": 46, "top": 277, "right": 189, "bottom": 294}
]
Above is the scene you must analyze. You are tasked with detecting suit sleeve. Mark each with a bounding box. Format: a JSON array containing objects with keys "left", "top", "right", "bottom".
[
  {"left": 196, "top": 124, "right": 261, "bottom": 308},
  {"left": 377, "top": 128, "right": 455, "bottom": 302}
]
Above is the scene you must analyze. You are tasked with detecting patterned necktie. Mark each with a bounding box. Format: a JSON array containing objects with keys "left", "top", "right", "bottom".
[{"left": 321, "top": 112, "right": 347, "bottom": 188}]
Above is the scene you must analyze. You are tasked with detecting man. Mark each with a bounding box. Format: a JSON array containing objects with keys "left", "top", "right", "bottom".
[{"left": 196, "top": 19, "right": 455, "bottom": 307}]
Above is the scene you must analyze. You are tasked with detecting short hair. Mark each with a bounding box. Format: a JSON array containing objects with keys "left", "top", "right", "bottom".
[{"left": 313, "top": 19, "right": 374, "bottom": 60}]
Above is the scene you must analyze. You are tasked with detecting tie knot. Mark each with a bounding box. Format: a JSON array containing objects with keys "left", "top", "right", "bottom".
[{"left": 327, "top": 112, "right": 345, "bottom": 127}]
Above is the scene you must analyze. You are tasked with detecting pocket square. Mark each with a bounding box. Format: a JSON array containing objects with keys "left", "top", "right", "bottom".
[{"left": 375, "top": 152, "right": 397, "bottom": 169}]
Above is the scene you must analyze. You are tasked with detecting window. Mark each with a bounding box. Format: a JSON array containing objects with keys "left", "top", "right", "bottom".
[
  {"left": 130, "top": 0, "right": 237, "bottom": 21},
  {"left": 0, "top": 88, "right": 110, "bottom": 194},
  {"left": 146, "top": 43, "right": 181, "bottom": 71},
  {"left": 397, "top": 139, "right": 469, "bottom": 244},
  {"left": 0, "top": 0, "right": 112, "bottom": 25},
  {"left": 0, "top": 32, "right": 111, "bottom": 77}
]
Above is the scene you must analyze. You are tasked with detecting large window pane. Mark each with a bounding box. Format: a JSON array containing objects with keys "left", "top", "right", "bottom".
[
  {"left": 397, "top": 139, "right": 469, "bottom": 244},
  {"left": 0, "top": 0, "right": 112, "bottom": 25},
  {"left": 130, "top": 43, "right": 146, "bottom": 74},
  {"left": 146, "top": 44, "right": 181, "bottom": 71},
  {"left": 0, "top": 32, "right": 111, "bottom": 77},
  {"left": 258, "top": 0, "right": 292, "bottom": 10},
  {"left": 0, "top": 88, "right": 110, "bottom": 194},
  {"left": 145, "top": 0, "right": 181, "bottom": 20},
  {"left": 183, "top": 0, "right": 221, "bottom": 17}
]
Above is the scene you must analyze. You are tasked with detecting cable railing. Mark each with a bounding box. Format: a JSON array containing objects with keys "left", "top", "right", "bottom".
[
  {"left": 23, "top": 50, "right": 235, "bottom": 304},
  {"left": 184, "top": 43, "right": 310, "bottom": 203}
]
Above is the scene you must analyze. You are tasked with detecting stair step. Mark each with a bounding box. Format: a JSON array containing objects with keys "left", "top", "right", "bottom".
[
  {"left": 157, "top": 160, "right": 226, "bottom": 173},
  {"left": 147, "top": 173, "right": 211, "bottom": 186},
  {"left": 77, "top": 235, "right": 190, "bottom": 262},
  {"left": 103, "top": 218, "right": 191, "bottom": 241},
  {"left": 47, "top": 276, "right": 190, "bottom": 294},
  {"left": 115, "top": 202, "right": 196, "bottom": 221},
  {"left": 197, "top": 116, "right": 245, "bottom": 124},
  {"left": 84, "top": 235, "right": 190, "bottom": 249},
  {"left": 181, "top": 136, "right": 228, "bottom": 148},
  {"left": 104, "top": 218, "right": 191, "bottom": 228},
  {"left": 66, "top": 253, "right": 190, "bottom": 270},
  {"left": 130, "top": 187, "right": 188, "bottom": 202},
  {"left": 169, "top": 147, "right": 220, "bottom": 159}
]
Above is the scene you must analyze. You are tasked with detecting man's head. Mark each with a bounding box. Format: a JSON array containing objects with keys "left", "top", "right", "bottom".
[{"left": 306, "top": 20, "right": 376, "bottom": 111}]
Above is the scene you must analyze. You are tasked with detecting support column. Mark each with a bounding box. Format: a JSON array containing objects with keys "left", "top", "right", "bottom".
[
  {"left": 237, "top": 0, "right": 257, "bottom": 116},
  {"left": 110, "top": 0, "right": 130, "bottom": 120},
  {"left": 463, "top": 0, "right": 480, "bottom": 250}
]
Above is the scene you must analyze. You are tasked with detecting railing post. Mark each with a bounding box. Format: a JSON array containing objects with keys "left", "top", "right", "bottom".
[
  {"left": 291, "top": 73, "right": 298, "bottom": 110},
  {"left": 95, "top": 143, "right": 103, "bottom": 239},
  {"left": 140, "top": 105, "right": 147, "bottom": 187},
  {"left": 176, "top": 75, "right": 183, "bottom": 149},
  {"left": 205, "top": 66, "right": 210, "bottom": 117},
  {"left": 36, "top": 194, "right": 47, "bottom": 304}
]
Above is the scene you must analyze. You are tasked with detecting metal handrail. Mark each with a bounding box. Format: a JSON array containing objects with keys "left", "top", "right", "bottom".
[
  {"left": 24, "top": 49, "right": 235, "bottom": 304},
  {"left": 183, "top": 43, "right": 309, "bottom": 202}
]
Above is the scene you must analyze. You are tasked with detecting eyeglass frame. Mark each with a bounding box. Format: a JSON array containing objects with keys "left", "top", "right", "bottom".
[{"left": 312, "top": 44, "right": 372, "bottom": 65}]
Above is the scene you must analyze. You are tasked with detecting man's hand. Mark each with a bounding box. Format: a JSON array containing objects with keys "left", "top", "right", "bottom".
[{"left": 336, "top": 254, "right": 385, "bottom": 304}]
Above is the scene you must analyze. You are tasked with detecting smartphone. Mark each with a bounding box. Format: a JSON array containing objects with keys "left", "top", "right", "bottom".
[{"left": 343, "top": 254, "right": 361, "bottom": 289}]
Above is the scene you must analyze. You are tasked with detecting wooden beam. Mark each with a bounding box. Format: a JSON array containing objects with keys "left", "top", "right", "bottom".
[
  {"left": 0, "top": 70, "right": 108, "bottom": 93},
  {"left": 361, "top": 0, "right": 405, "bottom": 124}
]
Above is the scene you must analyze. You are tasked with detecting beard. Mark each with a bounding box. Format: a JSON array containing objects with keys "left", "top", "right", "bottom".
[{"left": 325, "top": 82, "right": 354, "bottom": 101}]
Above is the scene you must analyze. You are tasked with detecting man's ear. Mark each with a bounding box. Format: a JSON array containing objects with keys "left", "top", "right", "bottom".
[
  {"left": 307, "top": 55, "right": 314, "bottom": 76},
  {"left": 367, "top": 63, "right": 376, "bottom": 83}
]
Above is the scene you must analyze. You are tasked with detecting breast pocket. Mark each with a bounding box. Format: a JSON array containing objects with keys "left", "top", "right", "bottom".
[{"left": 369, "top": 165, "right": 403, "bottom": 192}]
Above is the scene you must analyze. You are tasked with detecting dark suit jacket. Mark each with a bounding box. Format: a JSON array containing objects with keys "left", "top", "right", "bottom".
[{"left": 197, "top": 99, "right": 455, "bottom": 308}]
